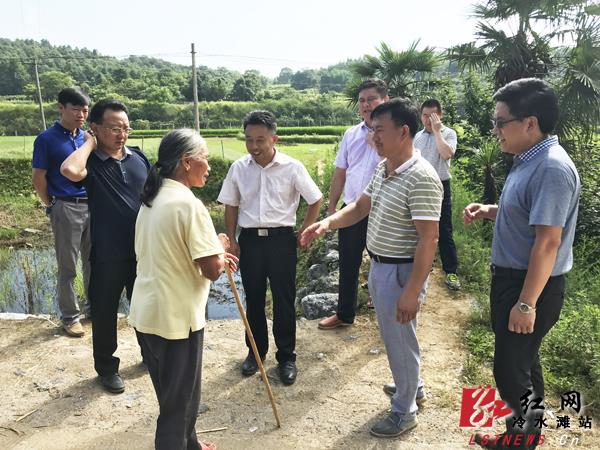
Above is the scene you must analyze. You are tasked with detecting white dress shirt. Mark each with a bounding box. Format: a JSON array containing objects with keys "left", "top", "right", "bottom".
[
  {"left": 217, "top": 150, "right": 322, "bottom": 228},
  {"left": 334, "top": 121, "right": 381, "bottom": 204}
]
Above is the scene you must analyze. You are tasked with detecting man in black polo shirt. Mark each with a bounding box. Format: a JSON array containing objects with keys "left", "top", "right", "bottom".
[{"left": 61, "top": 99, "right": 150, "bottom": 394}]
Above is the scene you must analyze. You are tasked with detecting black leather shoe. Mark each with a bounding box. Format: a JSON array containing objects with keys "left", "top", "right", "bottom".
[
  {"left": 241, "top": 353, "right": 264, "bottom": 377},
  {"left": 278, "top": 361, "right": 297, "bottom": 385},
  {"left": 99, "top": 373, "right": 125, "bottom": 394}
]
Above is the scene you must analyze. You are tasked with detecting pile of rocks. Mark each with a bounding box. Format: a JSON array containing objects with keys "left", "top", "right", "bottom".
[{"left": 296, "top": 236, "right": 340, "bottom": 320}]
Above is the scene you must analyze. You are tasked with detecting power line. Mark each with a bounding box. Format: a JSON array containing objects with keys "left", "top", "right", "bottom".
[{"left": 0, "top": 51, "right": 334, "bottom": 67}]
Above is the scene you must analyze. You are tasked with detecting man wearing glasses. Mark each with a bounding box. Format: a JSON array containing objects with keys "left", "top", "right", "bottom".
[
  {"left": 32, "top": 88, "right": 92, "bottom": 338},
  {"left": 464, "top": 78, "right": 580, "bottom": 449},
  {"left": 61, "top": 99, "right": 150, "bottom": 394}
]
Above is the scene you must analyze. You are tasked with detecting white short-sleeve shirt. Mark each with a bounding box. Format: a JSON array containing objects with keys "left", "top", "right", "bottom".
[{"left": 217, "top": 150, "right": 322, "bottom": 227}]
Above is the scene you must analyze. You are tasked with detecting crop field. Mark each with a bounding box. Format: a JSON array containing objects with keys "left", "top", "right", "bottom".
[{"left": 0, "top": 135, "right": 338, "bottom": 169}]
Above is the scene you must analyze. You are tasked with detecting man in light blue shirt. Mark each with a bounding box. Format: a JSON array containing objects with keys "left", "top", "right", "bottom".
[{"left": 464, "top": 78, "right": 580, "bottom": 450}]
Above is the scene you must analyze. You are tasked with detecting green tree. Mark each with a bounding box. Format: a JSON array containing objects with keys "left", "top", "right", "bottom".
[
  {"left": 554, "top": 11, "right": 600, "bottom": 144},
  {"left": 461, "top": 71, "right": 495, "bottom": 135},
  {"left": 472, "top": 138, "right": 502, "bottom": 204},
  {"left": 319, "top": 68, "right": 351, "bottom": 93},
  {"left": 276, "top": 67, "right": 294, "bottom": 84},
  {"left": 143, "top": 86, "right": 177, "bottom": 103},
  {"left": 38, "top": 71, "right": 77, "bottom": 101},
  {"left": 229, "top": 70, "right": 264, "bottom": 101},
  {"left": 0, "top": 60, "right": 30, "bottom": 95},
  {"left": 345, "top": 41, "right": 438, "bottom": 103},
  {"left": 446, "top": 0, "right": 591, "bottom": 90},
  {"left": 290, "top": 69, "right": 320, "bottom": 90}
]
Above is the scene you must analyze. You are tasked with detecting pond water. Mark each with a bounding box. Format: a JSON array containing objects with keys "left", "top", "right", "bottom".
[{"left": 0, "top": 248, "right": 245, "bottom": 320}]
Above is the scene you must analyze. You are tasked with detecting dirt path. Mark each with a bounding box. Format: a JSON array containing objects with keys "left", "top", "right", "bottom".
[{"left": 0, "top": 270, "right": 596, "bottom": 449}]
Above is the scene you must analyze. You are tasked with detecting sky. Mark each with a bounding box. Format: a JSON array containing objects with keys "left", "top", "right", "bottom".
[{"left": 2, "top": 0, "right": 481, "bottom": 77}]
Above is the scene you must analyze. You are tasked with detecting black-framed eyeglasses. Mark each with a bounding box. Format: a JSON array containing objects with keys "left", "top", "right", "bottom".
[{"left": 491, "top": 118, "right": 521, "bottom": 129}]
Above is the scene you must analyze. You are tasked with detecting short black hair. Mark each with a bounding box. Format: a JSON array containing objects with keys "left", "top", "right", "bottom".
[
  {"left": 357, "top": 78, "right": 388, "bottom": 98},
  {"left": 57, "top": 88, "right": 89, "bottom": 107},
  {"left": 89, "top": 99, "right": 129, "bottom": 124},
  {"left": 493, "top": 78, "right": 559, "bottom": 134},
  {"left": 371, "top": 98, "right": 420, "bottom": 137},
  {"left": 243, "top": 110, "right": 277, "bottom": 132},
  {"left": 421, "top": 99, "right": 442, "bottom": 114}
]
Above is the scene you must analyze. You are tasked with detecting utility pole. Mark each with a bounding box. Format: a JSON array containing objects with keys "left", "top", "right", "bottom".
[
  {"left": 191, "top": 43, "right": 200, "bottom": 131},
  {"left": 33, "top": 57, "right": 47, "bottom": 131}
]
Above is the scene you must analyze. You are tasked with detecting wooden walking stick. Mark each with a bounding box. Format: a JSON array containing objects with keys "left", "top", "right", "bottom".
[{"left": 225, "top": 266, "right": 282, "bottom": 428}]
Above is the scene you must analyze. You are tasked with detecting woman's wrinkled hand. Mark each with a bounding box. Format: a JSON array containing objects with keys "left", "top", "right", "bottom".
[{"left": 224, "top": 252, "right": 239, "bottom": 273}]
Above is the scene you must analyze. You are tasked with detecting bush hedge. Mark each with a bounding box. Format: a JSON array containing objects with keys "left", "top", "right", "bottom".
[
  {"left": 128, "top": 125, "right": 347, "bottom": 140},
  {"left": 0, "top": 97, "right": 357, "bottom": 135},
  {"left": 0, "top": 156, "right": 232, "bottom": 204}
]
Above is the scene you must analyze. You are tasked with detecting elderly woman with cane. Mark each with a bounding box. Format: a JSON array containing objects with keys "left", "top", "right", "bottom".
[{"left": 129, "top": 129, "right": 237, "bottom": 450}]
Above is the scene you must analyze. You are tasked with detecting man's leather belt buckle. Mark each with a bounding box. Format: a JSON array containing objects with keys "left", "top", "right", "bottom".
[
  {"left": 490, "top": 264, "right": 528, "bottom": 278},
  {"left": 368, "top": 250, "right": 414, "bottom": 264},
  {"left": 53, "top": 196, "right": 88, "bottom": 204},
  {"left": 258, "top": 229, "right": 269, "bottom": 237}
]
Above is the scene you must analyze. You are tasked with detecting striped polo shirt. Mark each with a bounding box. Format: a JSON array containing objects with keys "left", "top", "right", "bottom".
[{"left": 364, "top": 151, "right": 443, "bottom": 258}]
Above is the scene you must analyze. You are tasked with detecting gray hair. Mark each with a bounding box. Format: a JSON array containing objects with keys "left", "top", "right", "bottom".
[{"left": 140, "top": 128, "right": 209, "bottom": 207}]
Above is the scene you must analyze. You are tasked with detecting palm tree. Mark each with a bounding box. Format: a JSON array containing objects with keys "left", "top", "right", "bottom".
[
  {"left": 554, "top": 12, "right": 600, "bottom": 144},
  {"left": 470, "top": 138, "right": 502, "bottom": 204},
  {"left": 345, "top": 41, "right": 438, "bottom": 104},
  {"left": 446, "top": 0, "right": 592, "bottom": 90},
  {"left": 447, "top": 0, "right": 599, "bottom": 145}
]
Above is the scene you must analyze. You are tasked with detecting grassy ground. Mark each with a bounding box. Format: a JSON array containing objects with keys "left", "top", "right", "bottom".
[
  {"left": 0, "top": 194, "right": 50, "bottom": 247},
  {"left": 0, "top": 135, "right": 336, "bottom": 167}
]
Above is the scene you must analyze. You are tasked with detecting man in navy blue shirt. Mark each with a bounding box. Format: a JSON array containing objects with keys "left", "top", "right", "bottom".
[
  {"left": 61, "top": 99, "right": 150, "bottom": 394},
  {"left": 32, "top": 88, "right": 91, "bottom": 338}
]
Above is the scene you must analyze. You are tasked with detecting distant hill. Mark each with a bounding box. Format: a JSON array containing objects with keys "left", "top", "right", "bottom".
[{"left": 0, "top": 38, "right": 355, "bottom": 102}]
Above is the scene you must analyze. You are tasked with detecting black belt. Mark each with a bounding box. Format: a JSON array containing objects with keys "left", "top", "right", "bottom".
[
  {"left": 241, "top": 227, "right": 294, "bottom": 237},
  {"left": 53, "top": 196, "right": 88, "bottom": 204},
  {"left": 490, "top": 264, "right": 527, "bottom": 278},
  {"left": 368, "top": 249, "right": 414, "bottom": 264}
]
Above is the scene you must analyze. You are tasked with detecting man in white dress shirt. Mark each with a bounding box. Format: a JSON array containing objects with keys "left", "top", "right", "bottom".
[{"left": 218, "top": 110, "right": 322, "bottom": 385}]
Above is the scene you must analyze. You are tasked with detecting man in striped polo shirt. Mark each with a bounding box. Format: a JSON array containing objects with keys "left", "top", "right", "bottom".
[{"left": 300, "top": 98, "right": 443, "bottom": 438}]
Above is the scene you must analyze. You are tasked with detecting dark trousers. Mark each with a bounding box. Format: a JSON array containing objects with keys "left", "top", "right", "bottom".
[
  {"left": 337, "top": 208, "right": 368, "bottom": 323},
  {"left": 439, "top": 180, "right": 458, "bottom": 274},
  {"left": 89, "top": 260, "right": 136, "bottom": 376},
  {"left": 490, "top": 269, "right": 565, "bottom": 449},
  {"left": 136, "top": 329, "right": 204, "bottom": 450},
  {"left": 239, "top": 229, "right": 297, "bottom": 363}
]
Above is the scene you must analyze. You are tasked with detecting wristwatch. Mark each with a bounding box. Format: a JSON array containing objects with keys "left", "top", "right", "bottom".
[{"left": 517, "top": 301, "right": 536, "bottom": 314}]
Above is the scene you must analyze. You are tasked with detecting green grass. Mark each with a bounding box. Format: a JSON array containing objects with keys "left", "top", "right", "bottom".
[
  {"left": 0, "top": 136, "right": 336, "bottom": 170},
  {"left": 0, "top": 194, "right": 51, "bottom": 247},
  {"left": 0, "top": 136, "right": 35, "bottom": 158}
]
